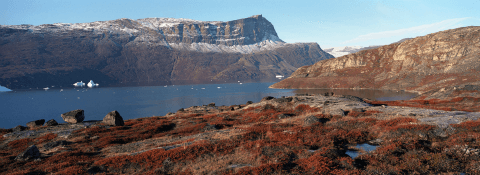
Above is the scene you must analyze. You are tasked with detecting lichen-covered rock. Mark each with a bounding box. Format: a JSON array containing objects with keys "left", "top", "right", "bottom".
[
  {"left": 45, "top": 119, "right": 58, "bottom": 126},
  {"left": 26, "top": 119, "right": 45, "bottom": 128},
  {"left": 61, "top": 109, "right": 85, "bottom": 123},
  {"left": 15, "top": 145, "right": 40, "bottom": 161},
  {"left": 103, "top": 111, "right": 124, "bottom": 126}
]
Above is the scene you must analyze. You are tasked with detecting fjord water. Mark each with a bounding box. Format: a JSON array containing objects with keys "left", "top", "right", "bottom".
[
  {"left": 0, "top": 82, "right": 293, "bottom": 128},
  {"left": 0, "top": 82, "right": 417, "bottom": 129}
]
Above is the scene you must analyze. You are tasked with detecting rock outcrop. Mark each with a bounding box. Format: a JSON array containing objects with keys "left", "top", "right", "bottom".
[
  {"left": 0, "top": 15, "right": 333, "bottom": 89},
  {"left": 45, "top": 119, "right": 58, "bottom": 126},
  {"left": 102, "top": 110, "right": 124, "bottom": 126},
  {"left": 15, "top": 145, "right": 40, "bottom": 161},
  {"left": 61, "top": 109, "right": 85, "bottom": 123},
  {"left": 271, "top": 26, "right": 480, "bottom": 94},
  {"left": 26, "top": 119, "right": 45, "bottom": 128}
]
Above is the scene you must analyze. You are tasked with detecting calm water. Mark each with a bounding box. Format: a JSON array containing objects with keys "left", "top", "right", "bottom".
[
  {"left": 0, "top": 82, "right": 417, "bottom": 129},
  {"left": 346, "top": 143, "right": 379, "bottom": 159}
]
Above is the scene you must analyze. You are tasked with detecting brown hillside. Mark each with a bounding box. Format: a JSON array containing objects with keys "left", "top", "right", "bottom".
[{"left": 271, "top": 26, "right": 480, "bottom": 94}]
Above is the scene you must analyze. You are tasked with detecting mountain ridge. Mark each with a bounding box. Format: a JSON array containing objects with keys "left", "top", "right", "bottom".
[
  {"left": 270, "top": 26, "right": 480, "bottom": 96},
  {"left": 0, "top": 15, "right": 334, "bottom": 89}
]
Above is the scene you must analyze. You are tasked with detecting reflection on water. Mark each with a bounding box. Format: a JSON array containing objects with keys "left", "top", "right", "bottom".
[
  {"left": 346, "top": 143, "right": 379, "bottom": 159},
  {"left": 293, "top": 89, "right": 418, "bottom": 101}
]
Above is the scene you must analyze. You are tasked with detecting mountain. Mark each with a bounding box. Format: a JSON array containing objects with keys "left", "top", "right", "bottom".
[
  {"left": 0, "top": 15, "right": 333, "bottom": 89},
  {"left": 323, "top": 46, "right": 370, "bottom": 57},
  {"left": 270, "top": 26, "right": 480, "bottom": 94},
  {"left": 324, "top": 38, "right": 413, "bottom": 58}
]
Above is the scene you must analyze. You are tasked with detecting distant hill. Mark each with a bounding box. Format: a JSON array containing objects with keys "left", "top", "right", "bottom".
[
  {"left": 0, "top": 15, "right": 333, "bottom": 89},
  {"left": 324, "top": 38, "right": 412, "bottom": 58},
  {"left": 271, "top": 27, "right": 480, "bottom": 94}
]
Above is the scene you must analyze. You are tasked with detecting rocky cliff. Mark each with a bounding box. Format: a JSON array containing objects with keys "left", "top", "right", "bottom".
[
  {"left": 271, "top": 26, "right": 480, "bottom": 94},
  {"left": 0, "top": 15, "right": 333, "bottom": 89}
]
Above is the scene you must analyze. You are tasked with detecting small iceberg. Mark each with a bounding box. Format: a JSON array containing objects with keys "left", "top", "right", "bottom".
[
  {"left": 73, "top": 81, "right": 85, "bottom": 87},
  {"left": 43, "top": 87, "right": 49, "bottom": 90},
  {"left": 0, "top": 86, "right": 11, "bottom": 92},
  {"left": 87, "top": 80, "right": 99, "bottom": 87},
  {"left": 275, "top": 75, "right": 284, "bottom": 78}
]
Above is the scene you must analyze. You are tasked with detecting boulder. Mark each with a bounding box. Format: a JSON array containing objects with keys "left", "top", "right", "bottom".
[
  {"left": 177, "top": 108, "right": 185, "bottom": 112},
  {"left": 26, "top": 119, "right": 45, "bottom": 128},
  {"left": 246, "top": 101, "right": 253, "bottom": 105},
  {"left": 322, "top": 108, "right": 346, "bottom": 117},
  {"left": 61, "top": 109, "right": 85, "bottom": 123},
  {"left": 103, "top": 111, "right": 124, "bottom": 126},
  {"left": 45, "top": 119, "right": 58, "bottom": 126},
  {"left": 208, "top": 102, "right": 216, "bottom": 107},
  {"left": 303, "top": 115, "right": 320, "bottom": 126},
  {"left": 15, "top": 145, "right": 40, "bottom": 161},
  {"left": 261, "top": 96, "right": 275, "bottom": 101},
  {"left": 12, "top": 125, "right": 27, "bottom": 132}
]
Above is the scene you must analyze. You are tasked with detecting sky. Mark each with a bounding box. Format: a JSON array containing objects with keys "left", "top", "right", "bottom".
[{"left": 0, "top": 0, "right": 479, "bottom": 48}]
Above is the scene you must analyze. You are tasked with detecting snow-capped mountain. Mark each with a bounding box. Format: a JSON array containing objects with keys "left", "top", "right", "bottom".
[{"left": 0, "top": 15, "right": 334, "bottom": 89}]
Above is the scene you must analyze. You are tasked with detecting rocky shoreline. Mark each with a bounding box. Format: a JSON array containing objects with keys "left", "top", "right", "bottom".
[{"left": 2, "top": 93, "right": 480, "bottom": 174}]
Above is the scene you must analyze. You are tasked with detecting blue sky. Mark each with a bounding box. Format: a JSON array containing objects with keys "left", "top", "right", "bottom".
[{"left": 0, "top": 0, "right": 479, "bottom": 48}]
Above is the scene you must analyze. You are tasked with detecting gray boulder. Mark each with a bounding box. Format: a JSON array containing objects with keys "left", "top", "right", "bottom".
[
  {"left": 61, "top": 109, "right": 85, "bottom": 123},
  {"left": 26, "top": 119, "right": 45, "bottom": 128},
  {"left": 45, "top": 119, "right": 58, "bottom": 126},
  {"left": 12, "top": 125, "right": 27, "bottom": 132},
  {"left": 15, "top": 145, "right": 40, "bottom": 161},
  {"left": 103, "top": 111, "right": 124, "bottom": 126},
  {"left": 304, "top": 115, "right": 320, "bottom": 126},
  {"left": 322, "top": 108, "right": 346, "bottom": 116}
]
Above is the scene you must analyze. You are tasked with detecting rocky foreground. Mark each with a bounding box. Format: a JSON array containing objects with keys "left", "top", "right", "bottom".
[{"left": 2, "top": 93, "right": 480, "bottom": 174}]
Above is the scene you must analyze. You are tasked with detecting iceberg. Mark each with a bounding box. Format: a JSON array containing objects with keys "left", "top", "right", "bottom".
[
  {"left": 73, "top": 81, "right": 85, "bottom": 87},
  {"left": 87, "top": 80, "right": 99, "bottom": 87}
]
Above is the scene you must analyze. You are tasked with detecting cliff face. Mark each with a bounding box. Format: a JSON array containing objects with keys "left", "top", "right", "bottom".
[
  {"left": 271, "top": 26, "right": 480, "bottom": 93},
  {"left": 0, "top": 15, "right": 333, "bottom": 89}
]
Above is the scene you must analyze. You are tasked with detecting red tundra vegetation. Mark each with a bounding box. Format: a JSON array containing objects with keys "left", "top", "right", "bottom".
[
  {"left": 366, "top": 96, "right": 480, "bottom": 112},
  {"left": 1, "top": 97, "right": 480, "bottom": 174}
]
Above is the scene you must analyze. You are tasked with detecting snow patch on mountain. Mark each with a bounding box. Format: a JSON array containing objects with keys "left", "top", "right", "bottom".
[
  {"left": 0, "top": 16, "right": 290, "bottom": 54},
  {"left": 323, "top": 46, "right": 364, "bottom": 57}
]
